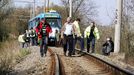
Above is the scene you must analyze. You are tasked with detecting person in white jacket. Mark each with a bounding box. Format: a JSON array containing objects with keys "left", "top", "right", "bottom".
[
  {"left": 18, "top": 34, "right": 25, "bottom": 48},
  {"left": 61, "top": 17, "right": 75, "bottom": 56}
]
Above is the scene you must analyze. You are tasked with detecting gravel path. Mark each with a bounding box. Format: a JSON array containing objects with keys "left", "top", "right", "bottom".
[
  {"left": 52, "top": 47, "right": 112, "bottom": 75},
  {"left": 10, "top": 46, "right": 51, "bottom": 75},
  {"left": 9, "top": 46, "right": 133, "bottom": 75}
]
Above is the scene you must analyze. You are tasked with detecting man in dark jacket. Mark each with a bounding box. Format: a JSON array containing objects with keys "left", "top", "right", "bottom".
[
  {"left": 37, "top": 18, "right": 52, "bottom": 57},
  {"left": 102, "top": 37, "right": 114, "bottom": 56}
]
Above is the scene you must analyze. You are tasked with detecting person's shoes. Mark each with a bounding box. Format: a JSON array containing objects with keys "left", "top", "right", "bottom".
[
  {"left": 68, "top": 54, "right": 72, "bottom": 57},
  {"left": 87, "top": 51, "right": 89, "bottom": 53},
  {"left": 41, "top": 54, "right": 44, "bottom": 57},
  {"left": 44, "top": 54, "right": 46, "bottom": 57},
  {"left": 41, "top": 53, "right": 44, "bottom": 57},
  {"left": 68, "top": 53, "right": 72, "bottom": 57},
  {"left": 91, "top": 50, "right": 95, "bottom": 53},
  {"left": 77, "top": 52, "right": 80, "bottom": 54},
  {"left": 64, "top": 52, "right": 66, "bottom": 56},
  {"left": 72, "top": 53, "right": 75, "bottom": 55}
]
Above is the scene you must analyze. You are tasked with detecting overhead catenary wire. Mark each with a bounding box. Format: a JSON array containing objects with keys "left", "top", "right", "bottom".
[{"left": 105, "top": 0, "right": 115, "bottom": 20}]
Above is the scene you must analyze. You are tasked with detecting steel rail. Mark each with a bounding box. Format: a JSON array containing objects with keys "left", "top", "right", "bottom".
[
  {"left": 76, "top": 49, "right": 134, "bottom": 75},
  {"left": 48, "top": 48, "right": 66, "bottom": 75}
]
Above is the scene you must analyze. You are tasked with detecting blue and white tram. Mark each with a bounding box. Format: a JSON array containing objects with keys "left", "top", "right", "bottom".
[{"left": 28, "top": 10, "right": 62, "bottom": 45}]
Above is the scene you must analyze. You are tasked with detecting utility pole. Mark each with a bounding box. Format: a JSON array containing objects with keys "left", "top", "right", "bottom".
[
  {"left": 33, "top": 0, "right": 35, "bottom": 17},
  {"left": 114, "top": 0, "right": 123, "bottom": 53},
  {"left": 47, "top": 0, "right": 49, "bottom": 12},
  {"left": 30, "top": 5, "right": 32, "bottom": 19},
  {"left": 44, "top": 0, "right": 46, "bottom": 12},
  {"left": 69, "top": 0, "right": 72, "bottom": 17}
]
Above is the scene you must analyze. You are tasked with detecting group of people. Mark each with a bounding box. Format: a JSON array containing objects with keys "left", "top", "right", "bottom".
[
  {"left": 18, "top": 27, "right": 37, "bottom": 48},
  {"left": 18, "top": 17, "right": 114, "bottom": 57},
  {"left": 18, "top": 18, "right": 52, "bottom": 57},
  {"left": 61, "top": 17, "right": 114, "bottom": 57}
]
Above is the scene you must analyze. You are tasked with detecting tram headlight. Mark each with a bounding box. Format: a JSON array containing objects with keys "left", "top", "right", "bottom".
[{"left": 49, "top": 32, "right": 55, "bottom": 37}]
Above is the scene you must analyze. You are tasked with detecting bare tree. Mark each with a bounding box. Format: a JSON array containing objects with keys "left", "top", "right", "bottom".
[
  {"left": 0, "top": 0, "right": 31, "bottom": 41},
  {"left": 120, "top": 0, "right": 134, "bottom": 65},
  {"left": 60, "top": 0, "right": 98, "bottom": 24},
  {"left": 0, "top": 0, "right": 13, "bottom": 41},
  {"left": 11, "top": 6, "right": 31, "bottom": 35}
]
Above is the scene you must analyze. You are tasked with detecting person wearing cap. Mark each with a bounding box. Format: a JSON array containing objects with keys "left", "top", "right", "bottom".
[
  {"left": 102, "top": 37, "right": 114, "bottom": 56},
  {"left": 61, "top": 17, "right": 75, "bottom": 56},
  {"left": 84, "top": 21, "right": 100, "bottom": 53}
]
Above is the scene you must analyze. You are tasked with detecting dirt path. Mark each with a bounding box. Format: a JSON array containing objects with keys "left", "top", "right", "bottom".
[
  {"left": 52, "top": 47, "right": 112, "bottom": 75},
  {"left": 10, "top": 46, "right": 51, "bottom": 75},
  {"left": 9, "top": 46, "right": 131, "bottom": 75}
]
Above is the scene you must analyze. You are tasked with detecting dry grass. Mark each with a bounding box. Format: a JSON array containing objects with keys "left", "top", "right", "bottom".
[
  {"left": 15, "top": 48, "right": 31, "bottom": 63},
  {"left": 78, "top": 25, "right": 134, "bottom": 66},
  {"left": 0, "top": 40, "right": 18, "bottom": 74},
  {"left": 0, "top": 40, "right": 31, "bottom": 75}
]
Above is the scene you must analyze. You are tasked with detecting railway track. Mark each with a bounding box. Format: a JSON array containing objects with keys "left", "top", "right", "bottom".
[
  {"left": 48, "top": 48, "right": 66, "bottom": 75},
  {"left": 45, "top": 47, "right": 134, "bottom": 75},
  {"left": 76, "top": 49, "right": 134, "bottom": 75}
]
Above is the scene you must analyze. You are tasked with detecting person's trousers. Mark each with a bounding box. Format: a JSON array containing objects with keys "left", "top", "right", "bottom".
[
  {"left": 81, "top": 38, "right": 84, "bottom": 51},
  {"left": 102, "top": 46, "right": 110, "bottom": 56},
  {"left": 22, "top": 42, "right": 25, "bottom": 48},
  {"left": 63, "top": 34, "right": 73, "bottom": 56},
  {"left": 40, "top": 37, "right": 48, "bottom": 57},
  {"left": 31, "top": 37, "right": 36, "bottom": 46},
  {"left": 72, "top": 36, "right": 84, "bottom": 54},
  {"left": 87, "top": 37, "right": 95, "bottom": 53}
]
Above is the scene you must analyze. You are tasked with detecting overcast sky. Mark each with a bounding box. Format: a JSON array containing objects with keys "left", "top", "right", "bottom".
[
  {"left": 94, "top": 0, "right": 116, "bottom": 25},
  {"left": 13, "top": 0, "right": 116, "bottom": 25}
]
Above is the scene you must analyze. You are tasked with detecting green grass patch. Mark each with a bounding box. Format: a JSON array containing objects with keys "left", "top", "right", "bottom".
[
  {"left": 15, "top": 48, "right": 31, "bottom": 62},
  {"left": 19, "top": 48, "right": 31, "bottom": 57}
]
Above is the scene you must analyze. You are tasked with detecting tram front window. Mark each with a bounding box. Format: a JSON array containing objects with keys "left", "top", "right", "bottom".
[{"left": 46, "top": 19, "right": 61, "bottom": 28}]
